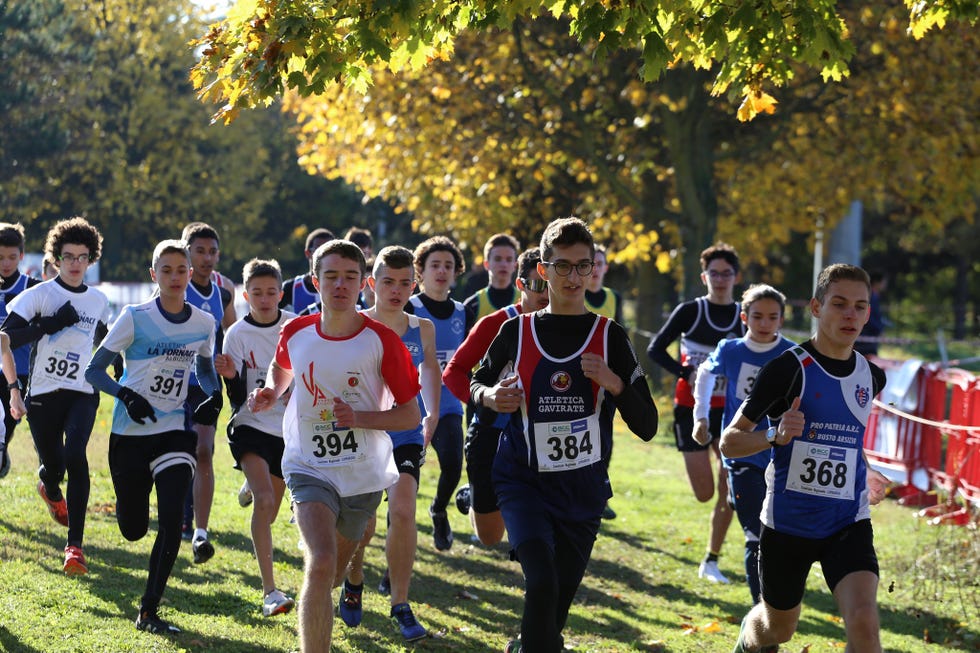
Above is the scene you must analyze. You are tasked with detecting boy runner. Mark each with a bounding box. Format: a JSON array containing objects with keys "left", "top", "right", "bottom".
[
  {"left": 463, "top": 233, "right": 520, "bottom": 330},
  {"left": 721, "top": 264, "right": 889, "bottom": 653},
  {"left": 86, "top": 239, "right": 220, "bottom": 634},
  {"left": 0, "top": 222, "right": 40, "bottom": 477},
  {"left": 471, "top": 217, "right": 658, "bottom": 652},
  {"left": 693, "top": 284, "right": 796, "bottom": 603},
  {"left": 337, "top": 245, "right": 440, "bottom": 642},
  {"left": 248, "top": 239, "right": 420, "bottom": 653},
  {"left": 584, "top": 244, "right": 624, "bottom": 324},
  {"left": 281, "top": 228, "right": 335, "bottom": 313},
  {"left": 213, "top": 258, "right": 296, "bottom": 617},
  {"left": 443, "top": 247, "right": 549, "bottom": 545},
  {"left": 646, "top": 242, "right": 744, "bottom": 583},
  {"left": 403, "top": 236, "right": 467, "bottom": 551},
  {"left": 2, "top": 217, "right": 110, "bottom": 575}
]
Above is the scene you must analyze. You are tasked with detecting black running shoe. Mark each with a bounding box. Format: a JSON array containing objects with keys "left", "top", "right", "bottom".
[
  {"left": 192, "top": 536, "right": 215, "bottom": 564},
  {"left": 455, "top": 484, "right": 471, "bottom": 515},
  {"left": 377, "top": 569, "right": 391, "bottom": 596},
  {"left": 136, "top": 609, "right": 181, "bottom": 635},
  {"left": 429, "top": 506, "right": 453, "bottom": 551},
  {"left": 0, "top": 445, "right": 10, "bottom": 479}
]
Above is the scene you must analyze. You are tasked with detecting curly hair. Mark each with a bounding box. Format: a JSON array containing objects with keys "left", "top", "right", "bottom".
[
  {"left": 45, "top": 217, "right": 103, "bottom": 263},
  {"left": 413, "top": 236, "right": 465, "bottom": 278}
]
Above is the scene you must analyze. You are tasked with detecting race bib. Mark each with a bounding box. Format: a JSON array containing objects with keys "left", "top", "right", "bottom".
[
  {"left": 299, "top": 417, "right": 367, "bottom": 467},
  {"left": 142, "top": 362, "right": 189, "bottom": 412},
  {"left": 734, "top": 362, "right": 762, "bottom": 401},
  {"left": 785, "top": 440, "right": 857, "bottom": 500},
  {"left": 533, "top": 414, "right": 601, "bottom": 472},
  {"left": 39, "top": 349, "right": 83, "bottom": 388},
  {"left": 435, "top": 349, "right": 454, "bottom": 372}
]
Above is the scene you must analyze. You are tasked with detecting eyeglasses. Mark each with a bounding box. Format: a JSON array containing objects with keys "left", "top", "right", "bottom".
[
  {"left": 58, "top": 253, "right": 91, "bottom": 264},
  {"left": 542, "top": 260, "right": 595, "bottom": 277},
  {"left": 522, "top": 277, "right": 548, "bottom": 293},
  {"left": 706, "top": 269, "right": 735, "bottom": 279}
]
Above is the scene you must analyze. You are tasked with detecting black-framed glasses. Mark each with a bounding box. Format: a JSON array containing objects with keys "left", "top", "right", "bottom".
[
  {"left": 542, "top": 260, "right": 595, "bottom": 277},
  {"left": 522, "top": 277, "right": 548, "bottom": 293},
  {"left": 706, "top": 269, "right": 735, "bottom": 279},
  {"left": 58, "top": 253, "right": 91, "bottom": 264}
]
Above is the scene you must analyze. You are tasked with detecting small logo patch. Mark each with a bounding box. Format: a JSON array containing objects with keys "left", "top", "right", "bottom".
[{"left": 550, "top": 371, "right": 571, "bottom": 392}]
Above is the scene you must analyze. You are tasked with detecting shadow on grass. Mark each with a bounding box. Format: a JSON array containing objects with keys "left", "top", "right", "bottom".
[{"left": 0, "top": 623, "right": 45, "bottom": 653}]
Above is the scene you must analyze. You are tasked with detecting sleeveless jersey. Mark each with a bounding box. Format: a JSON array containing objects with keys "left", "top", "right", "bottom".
[
  {"left": 185, "top": 279, "right": 224, "bottom": 385},
  {"left": 762, "top": 347, "right": 874, "bottom": 538},
  {"left": 474, "top": 286, "right": 520, "bottom": 322},
  {"left": 676, "top": 297, "right": 743, "bottom": 408},
  {"left": 387, "top": 313, "right": 426, "bottom": 448},
  {"left": 585, "top": 287, "right": 619, "bottom": 320},
  {"left": 223, "top": 310, "right": 296, "bottom": 437},
  {"left": 8, "top": 279, "right": 110, "bottom": 396},
  {"left": 0, "top": 273, "right": 35, "bottom": 376},
  {"left": 408, "top": 295, "right": 465, "bottom": 417},
  {"left": 703, "top": 334, "right": 796, "bottom": 470},
  {"left": 289, "top": 275, "right": 320, "bottom": 315},
  {"left": 99, "top": 298, "right": 216, "bottom": 436},
  {"left": 275, "top": 314, "right": 420, "bottom": 495}
]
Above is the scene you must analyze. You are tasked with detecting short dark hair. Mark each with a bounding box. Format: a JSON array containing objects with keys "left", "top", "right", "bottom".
[
  {"left": 243, "top": 258, "right": 282, "bottom": 286},
  {"left": 182, "top": 221, "right": 220, "bottom": 246},
  {"left": 311, "top": 239, "right": 366, "bottom": 277},
  {"left": 305, "top": 228, "right": 336, "bottom": 254},
  {"left": 0, "top": 223, "right": 26, "bottom": 251},
  {"left": 483, "top": 233, "right": 520, "bottom": 262},
  {"left": 45, "top": 217, "right": 103, "bottom": 263},
  {"left": 344, "top": 227, "right": 373, "bottom": 252},
  {"left": 517, "top": 247, "right": 542, "bottom": 280},
  {"left": 152, "top": 239, "right": 189, "bottom": 269},
  {"left": 814, "top": 264, "right": 871, "bottom": 303},
  {"left": 413, "top": 236, "right": 465, "bottom": 278},
  {"left": 373, "top": 245, "right": 415, "bottom": 276},
  {"left": 539, "top": 217, "right": 594, "bottom": 262},
  {"left": 700, "top": 242, "right": 739, "bottom": 273},
  {"left": 741, "top": 284, "right": 786, "bottom": 314}
]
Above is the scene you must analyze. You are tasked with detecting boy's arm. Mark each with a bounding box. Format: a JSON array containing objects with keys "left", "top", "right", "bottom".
[
  {"left": 249, "top": 360, "right": 293, "bottom": 413},
  {"left": 0, "top": 334, "right": 25, "bottom": 419},
  {"left": 443, "top": 311, "right": 502, "bottom": 403},
  {"left": 471, "top": 319, "right": 521, "bottom": 413},
  {"left": 220, "top": 286, "right": 237, "bottom": 331},
  {"left": 418, "top": 318, "right": 441, "bottom": 444},
  {"left": 606, "top": 324, "right": 659, "bottom": 441},
  {"left": 645, "top": 302, "right": 695, "bottom": 378},
  {"left": 85, "top": 346, "right": 125, "bottom": 397},
  {"left": 332, "top": 396, "right": 421, "bottom": 432}
]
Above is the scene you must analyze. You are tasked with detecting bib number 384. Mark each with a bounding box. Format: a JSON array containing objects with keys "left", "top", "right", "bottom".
[
  {"left": 533, "top": 415, "right": 601, "bottom": 472},
  {"left": 785, "top": 441, "right": 857, "bottom": 500}
]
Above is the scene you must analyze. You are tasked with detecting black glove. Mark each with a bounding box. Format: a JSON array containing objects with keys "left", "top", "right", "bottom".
[
  {"left": 680, "top": 364, "right": 697, "bottom": 383},
  {"left": 38, "top": 301, "right": 80, "bottom": 335},
  {"left": 118, "top": 387, "right": 157, "bottom": 425},
  {"left": 193, "top": 391, "right": 223, "bottom": 425}
]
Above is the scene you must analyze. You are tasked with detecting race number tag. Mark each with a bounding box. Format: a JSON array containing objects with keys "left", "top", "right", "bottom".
[
  {"left": 299, "top": 417, "right": 366, "bottom": 467},
  {"left": 734, "top": 362, "right": 762, "bottom": 401},
  {"left": 142, "top": 363, "right": 188, "bottom": 412},
  {"left": 785, "top": 440, "right": 857, "bottom": 500},
  {"left": 533, "top": 414, "right": 601, "bottom": 472},
  {"left": 40, "top": 349, "right": 82, "bottom": 387}
]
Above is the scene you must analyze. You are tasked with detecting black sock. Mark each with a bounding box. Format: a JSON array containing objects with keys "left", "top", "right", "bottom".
[{"left": 704, "top": 552, "right": 719, "bottom": 564}]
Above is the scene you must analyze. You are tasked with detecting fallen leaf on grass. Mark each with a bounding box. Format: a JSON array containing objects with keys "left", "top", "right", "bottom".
[
  {"left": 640, "top": 640, "right": 667, "bottom": 652},
  {"left": 681, "top": 620, "right": 724, "bottom": 634},
  {"left": 455, "top": 590, "right": 479, "bottom": 600}
]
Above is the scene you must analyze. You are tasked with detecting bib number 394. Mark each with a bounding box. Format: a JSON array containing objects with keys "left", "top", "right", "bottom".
[
  {"left": 785, "top": 441, "right": 857, "bottom": 500},
  {"left": 301, "top": 420, "right": 365, "bottom": 467},
  {"left": 533, "top": 415, "right": 601, "bottom": 472}
]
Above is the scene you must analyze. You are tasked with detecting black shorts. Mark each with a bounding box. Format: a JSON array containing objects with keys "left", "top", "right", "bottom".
[
  {"left": 465, "top": 422, "right": 502, "bottom": 514},
  {"left": 109, "top": 430, "right": 197, "bottom": 496},
  {"left": 227, "top": 423, "right": 285, "bottom": 479},
  {"left": 392, "top": 443, "right": 425, "bottom": 485},
  {"left": 759, "top": 519, "right": 879, "bottom": 610},
  {"left": 673, "top": 404, "right": 723, "bottom": 452}
]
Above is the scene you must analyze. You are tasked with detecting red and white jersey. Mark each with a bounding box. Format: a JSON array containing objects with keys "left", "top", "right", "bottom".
[{"left": 275, "top": 314, "right": 420, "bottom": 495}]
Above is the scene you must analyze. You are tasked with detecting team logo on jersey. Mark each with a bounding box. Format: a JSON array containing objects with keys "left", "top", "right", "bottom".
[
  {"left": 808, "top": 426, "right": 817, "bottom": 440},
  {"left": 550, "top": 371, "right": 572, "bottom": 392},
  {"left": 301, "top": 361, "right": 329, "bottom": 406},
  {"left": 451, "top": 316, "right": 464, "bottom": 335},
  {"left": 854, "top": 384, "right": 870, "bottom": 408},
  {"left": 405, "top": 342, "right": 422, "bottom": 358},
  {"left": 348, "top": 376, "right": 359, "bottom": 387}
]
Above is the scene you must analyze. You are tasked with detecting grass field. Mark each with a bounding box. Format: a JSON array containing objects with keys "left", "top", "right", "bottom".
[{"left": 0, "top": 399, "right": 976, "bottom": 652}]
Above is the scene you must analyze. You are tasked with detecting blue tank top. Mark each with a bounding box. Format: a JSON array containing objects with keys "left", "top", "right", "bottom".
[
  {"left": 185, "top": 280, "right": 223, "bottom": 385},
  {"left": 408, "top": 295, "right": 464, "bottom": 417},
  {"left": 704, "top": 334, "right": 796, "bottom": 470},
  {"left": 0, "top": 274, "right": 33, "bottom": 376},
  {"left": 387, "top": 315, "right": 425, "bottom": 447},
  {"left": 290, "top": 275, "right": 320, "bottom": 315},
  {"left": 762, "top": 347, "right": 874, "bottom": 538}
]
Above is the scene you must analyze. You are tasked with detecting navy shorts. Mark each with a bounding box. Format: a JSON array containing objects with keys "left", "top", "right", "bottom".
[
  {"left": 227, "top": 423, "right": 285, "bottom": 479},
  {"left": 497, "top": 480, "right": 601, "bottom": 553},
  {"left": 465, "top": 422, "right": 502, "bottom": 514},
  {"left": 759, "top": 519, "right": 879, "bottom": 610}
]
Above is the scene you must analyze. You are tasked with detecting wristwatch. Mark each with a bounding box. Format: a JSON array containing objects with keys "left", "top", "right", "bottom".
[
  {"left": 765, "top": 426, "right": 778, "bottom": 447},
  {"left": 7, "top": 379, "right": 22, "bottom": 392}
]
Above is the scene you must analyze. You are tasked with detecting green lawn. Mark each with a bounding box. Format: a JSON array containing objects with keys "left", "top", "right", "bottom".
[{"left": 0, "top": 400, "right": 976, "bottom": 652}]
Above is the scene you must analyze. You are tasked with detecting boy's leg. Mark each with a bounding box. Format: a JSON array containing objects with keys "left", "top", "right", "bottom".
[
  {"left": 729, "top": 464, "right": 766, "bottom": 602},
  {"left": 192, "top": 422, "right": 216, "bottom": 532},
  {"left": 833, "top": 572, "right": 882, "bottom": 652},
  {"left": 553, "top": 517, "right": 601, "bottom": 636},
  {"left": 63, "top": 392, "right": 98, "bottom": 547},
  {"left": 387, "top": 471, "right": 419, "bottom": 605},
  {"left": 296, "top": 500, "right": 341, "bottom": 653},
  {"left": 143, "top": 460, "right": 194, "bottom": 612},
  {"left": 428, "top": 414, "right": 463, "bottom": 550},
  {"left": 240, "top": 453, "right": 281, "bottom": 595}
]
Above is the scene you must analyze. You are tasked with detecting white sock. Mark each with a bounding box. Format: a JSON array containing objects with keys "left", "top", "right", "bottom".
[{"left": 194, "top": 528, "right": 208, "bottom": 541}]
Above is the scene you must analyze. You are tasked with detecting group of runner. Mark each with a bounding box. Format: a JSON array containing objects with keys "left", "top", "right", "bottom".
[{"left": 0, "top": 216, "right": 890, "bottom": 653}]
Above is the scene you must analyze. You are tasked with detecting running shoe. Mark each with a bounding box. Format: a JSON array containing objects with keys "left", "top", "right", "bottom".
[
  {"left": 262, "top": 589, "right": 295, "bottom": 617},
  {"left": 238, "top": 480, "right": 253, "bottom": 507},
  {"left": 0, "top": 445, "right": 10, "bottom": 479},
  {"left": 37, "top": 480, "right": 68, "bottom": 527},
  {"left": 192, "top": 536, "right": 215, "bottom": 564},
  {"left": 732, "top": 615, "right": 778, "bottom": 653},
  {"left": 180, "top": 521, "right": 193, "bottom": 542},
  {"left": 429, "top": 506, "right": 454, "bottom": 551},
  {"left": 698, "top": 559, "right": 730, "bottom": 584},
  {"left": 390, "top": 602, "right": 427, "bottom": 642},
  {"left": 338, "top": 581, "right": 362, "bottom": 627},
  {"left": 63, "top": 545, "right": 88, "bottom": 576},
  {"left": 377, "top": 569, "right": 391, "bottom": 596},
  {"left": 601, "top": 502, "right": 617, "bottom": 520},
  {"left": 136, "top": 608, "right": 181, "bottom": 635},
  {"left": 504, "top": 639, "right": 522, "bottom": 653},
  {"left": 455, "top": 484, "right": 471, "bottom": 515}
]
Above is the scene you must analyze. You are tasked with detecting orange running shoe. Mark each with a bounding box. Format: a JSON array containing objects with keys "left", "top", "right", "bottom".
[
  {"left": 37, "top": 480, "right": 69, "bottom": 527},
  {"left": 64, "top": 545, "right": 88, "bottom": 576}
]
